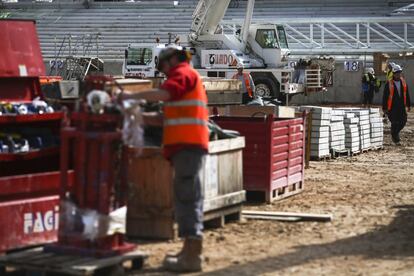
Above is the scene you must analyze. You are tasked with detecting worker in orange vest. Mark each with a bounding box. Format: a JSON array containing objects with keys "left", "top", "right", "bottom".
[
  {"left": 119, "top": 45, "right": 208, "bottom": 272},
  {"left": 382, "top": 64, "right": 411, "bottom": 145},
  {"left": 232, "top": 63, "right": 255, "bottom": 104}
]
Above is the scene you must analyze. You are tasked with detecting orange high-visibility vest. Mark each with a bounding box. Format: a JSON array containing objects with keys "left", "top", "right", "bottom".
[
  {"left": 243, "top": 73, "right": 253, "bottom": 98},
  {"left": 387, "top": 77, "right": 407, "bottom": 111},
  {"left": 232, "top": 73, "right": 253, "bottom": 97},
  {"left": 163, "top": 68, "right": 209, "bottom": 148}
]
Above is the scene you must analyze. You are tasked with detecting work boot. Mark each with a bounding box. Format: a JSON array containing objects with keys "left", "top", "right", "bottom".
[
  {"left": 165, "top": 239, "right": 189, "bottom": 258},
  {"left": 163, "top": 238, "right": 203, "bottom": 272}
]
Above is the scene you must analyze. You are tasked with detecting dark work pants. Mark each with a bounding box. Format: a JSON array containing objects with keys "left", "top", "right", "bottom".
[
  {"left": 390, "top": 118, "right": 407, "bottom": 142},
  {"left": 363, "top": 90, "right": 374, "bottom": 106},
  {"left": 171, "top": 148, "right": 206, "bottom": 238}
]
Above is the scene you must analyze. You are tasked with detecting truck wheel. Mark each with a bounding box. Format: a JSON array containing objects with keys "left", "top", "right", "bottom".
[{"left": 254, "top": 78, "right": 279, "bottom": 99}]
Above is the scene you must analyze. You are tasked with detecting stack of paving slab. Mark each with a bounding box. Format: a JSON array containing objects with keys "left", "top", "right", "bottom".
[
  {"left": 299, "top": 106, "right": 332, "bottom": 158},
  {"left": 343, "top": 112, "right": 360, "bottom": 153},
  {"left": 369, "top": 108, "right": 384, "bottom": 148},
  {"left": 350, "top": 109, "right": 371, "bottom": 150},
  {"left": 329, "top": 109, "right": 346, "bottom": 152}
]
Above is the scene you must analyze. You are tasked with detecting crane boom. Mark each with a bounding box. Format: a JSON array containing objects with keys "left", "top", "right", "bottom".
[{"left": 190, "top": 0, "right": 232, "bottom": 39}]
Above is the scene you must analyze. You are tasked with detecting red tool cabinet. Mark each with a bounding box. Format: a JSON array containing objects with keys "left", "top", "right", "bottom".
[
  {"left": 0, "top": 19, "right": 71, "bottom": 253},
  {"left": 212, "top": 114, "right": 306, "bottom": 203}
]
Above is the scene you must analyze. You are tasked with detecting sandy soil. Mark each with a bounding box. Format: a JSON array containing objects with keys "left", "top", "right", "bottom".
[{"left": 133, "top": 111, "right": 414, "bottom": 276}]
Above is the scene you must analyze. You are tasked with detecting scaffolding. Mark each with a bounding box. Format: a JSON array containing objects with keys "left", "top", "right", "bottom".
[{"left": 223, "top": 17, "right": 414, "bottom": 55}]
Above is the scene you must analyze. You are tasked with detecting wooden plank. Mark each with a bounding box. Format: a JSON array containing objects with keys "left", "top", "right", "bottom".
[
  {"left": 111, "top": 79, "right": 153, "bottom": 94},
  {"left": 204, "top": 204, "right": 242, "bottom": 222},
  {"left": 12, "top": 252, "right": 55, "bottom": 264},
  {"left": 305, "top": 111, "right": 312, "bottom": 169},
  {"left": 0, "top": 247, "right": 43, "bottom": 263},
  {"left": 72, "top": 250, "right": 148, "bottom": 272},
  {"left": 126, "top": 147, "right": 175, "bottom": 239},
  {"left": 208, "top": 137, "right": 245, "bottom": 154},
  {"left": 202, "top": 78, "right": 242, "bottom": 93},
  {"left": 225, "top": 105, "right": 296, "bottom": 119},
  {"left": 204, "top": 191, "right": 245, "bottom": 213},
  {"left": 242, "top": 210, "right": 332, "bottom": 222},
  {"left": 217, "top": 150, "right": 243, "bottom": 195},
  {"left": 243, "top": 215, "right": 301, "bottom": 222}
]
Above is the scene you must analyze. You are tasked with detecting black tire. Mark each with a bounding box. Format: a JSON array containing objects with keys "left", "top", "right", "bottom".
[{"left": 253, "top": 78, "right": 280, "bottom": 100}]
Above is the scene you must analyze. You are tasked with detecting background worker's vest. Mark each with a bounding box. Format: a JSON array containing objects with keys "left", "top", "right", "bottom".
[
  {"left": 163, "top": 70, "right": 209, "bottom": 148},
  {"left": 386, "top": 70, "right": 393, "bottom": 81},
  {"left": 243, "top": 73, "right": 254, "bottom": 97},
  {"left": 387, "top": 77, "right": 407, "bottom": 111}
]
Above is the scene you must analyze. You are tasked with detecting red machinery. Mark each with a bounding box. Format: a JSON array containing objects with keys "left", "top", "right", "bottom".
[
  {"left": 45, "top": 76, "right": 135, "bottom": 257},
  {"left": 0, "top": 19, "right": 73, "bottom": 252}
]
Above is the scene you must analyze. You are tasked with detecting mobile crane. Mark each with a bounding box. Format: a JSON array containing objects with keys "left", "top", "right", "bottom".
[{"left": 123, "top": 0, "right": 329, "bottom": 100}]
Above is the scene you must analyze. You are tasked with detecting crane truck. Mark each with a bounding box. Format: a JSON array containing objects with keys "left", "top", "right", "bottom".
[{"left": 123, "top": 0, "right": 330, "bottom": 100}]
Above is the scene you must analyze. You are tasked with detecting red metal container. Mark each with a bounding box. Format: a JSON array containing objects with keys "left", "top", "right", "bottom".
[
  {"left": 0, "top": 172, "right": 73, "bottom": 252},
  {"left": 212, "top": 114, "right": 306, "bottom": 202},
  {"left": 0, "top": 20, "right": 45, "bottom": 78},
  {"left": 0, "top": 19, "right": 66, "bottom": 253}
]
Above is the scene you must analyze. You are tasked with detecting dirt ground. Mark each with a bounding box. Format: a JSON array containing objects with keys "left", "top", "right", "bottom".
[{"left": 134, "top": 110, "right": 414, "bottom": 276}]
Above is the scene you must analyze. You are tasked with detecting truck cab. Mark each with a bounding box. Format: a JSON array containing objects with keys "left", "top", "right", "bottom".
[
  {"left": 247, "top": 24, "right": 290, "bottom": 68},
  {"left": 123, "top": 44, "right": 164, "bottom": 78}
]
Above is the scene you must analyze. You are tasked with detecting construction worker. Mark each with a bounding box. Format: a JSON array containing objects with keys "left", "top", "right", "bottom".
[
  {"left": 232, "top": 63, "right": 255, "bottom": 104},
  {"left": 361, "top": 67, "right": 380, "bottom": 108},
  {"left": 386, "top": 62, "right": 397, "bottom": 81},
  {"left": 119, "top": 45, "right": 208, "bottom": 272},
  {"left": 382, "top": 64, "right": 411, "bottom": 145}
]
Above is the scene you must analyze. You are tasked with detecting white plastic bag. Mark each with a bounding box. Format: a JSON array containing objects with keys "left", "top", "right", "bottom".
[{"left": 121, "top": 100, "right": 144, "bottom": 150}]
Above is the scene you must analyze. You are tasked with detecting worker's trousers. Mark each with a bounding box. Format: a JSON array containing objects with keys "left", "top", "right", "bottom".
[
  {"left": 171, "top": 148, "right": 206, "bottom": 239},
  {"left": 390, "top": 119, "right": 407, "bottom": 142}
]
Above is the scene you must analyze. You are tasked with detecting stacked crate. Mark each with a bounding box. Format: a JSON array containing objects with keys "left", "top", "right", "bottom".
[
  {"left": 344, "top": 113, "right": 360, "bottom": 153},
  {"left": 369, "top": 108, "right": 384, "bottom": 148},
  {"left": 329, "top": 109, "right": 346, "bottom": 152}
]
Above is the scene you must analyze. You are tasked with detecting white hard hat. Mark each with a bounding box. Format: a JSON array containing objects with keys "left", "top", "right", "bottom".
[
  {"left": 392, "top": 64, "right": 403, "bottom": 73},
  {"left": 364, "top": 67, "right": 374, "bottom": 74},
  {"left": 237, "top": 63, "right": 244, "bottom": 69}
]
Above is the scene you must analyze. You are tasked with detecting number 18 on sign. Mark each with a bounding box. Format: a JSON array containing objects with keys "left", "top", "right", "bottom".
[{"left": 344, "top": 60, "right": 360, "bottom": 72}]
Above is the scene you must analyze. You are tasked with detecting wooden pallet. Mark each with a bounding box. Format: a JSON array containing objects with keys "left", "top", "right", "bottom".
[
  {"left": 371, "top": 146, "right": 384, "bottom": 151},
  {"left": 203, "top": 204, "right": 242, "bottom": 229},
  {"left": 331, "top": 148, "right": 350, "bottom": 159},
  {"left": 310, "top": 155, "right": 331, "bottom": 161},
  {"left": 265, "top": 181, "right": 304, "bottom": 203},
  {"left": 351, "top": 150, "right": 361, "bottom": 156},
  {"left": 0, "top": 247, "right": 148, "bottom": 276}
]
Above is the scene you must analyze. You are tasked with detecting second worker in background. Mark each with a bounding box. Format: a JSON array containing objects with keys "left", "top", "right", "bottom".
[{"left": 382, "top": 64, "right": 411, "bottom": 145}]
